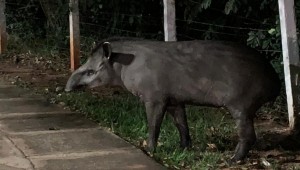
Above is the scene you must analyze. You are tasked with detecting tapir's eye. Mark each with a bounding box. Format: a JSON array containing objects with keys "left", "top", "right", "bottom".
[
  {"left": 86, "top": 70, "right": 96, "bottom": 76},
  {"left": 98, "top": 63, "right": 104, "bottom": 69}
]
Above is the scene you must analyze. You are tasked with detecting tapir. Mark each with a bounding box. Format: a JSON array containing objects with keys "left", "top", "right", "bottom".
[{"left": 65, "top": 38, "right": 281, "bottom": 162}]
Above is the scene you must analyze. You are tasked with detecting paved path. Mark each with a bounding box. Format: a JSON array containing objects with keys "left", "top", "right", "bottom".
[{"left": 0, "top": 78, "right": 164, "bottom": 170}]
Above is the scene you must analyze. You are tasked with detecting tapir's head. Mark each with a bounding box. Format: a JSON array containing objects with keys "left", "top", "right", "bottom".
[{"left": 65, "top": 42, "right": 134, "bottom": 92}]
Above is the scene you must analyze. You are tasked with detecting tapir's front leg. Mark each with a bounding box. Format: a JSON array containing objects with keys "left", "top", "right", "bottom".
[{"left": 145, "top": 101, "right": 167, "bottom": 153}]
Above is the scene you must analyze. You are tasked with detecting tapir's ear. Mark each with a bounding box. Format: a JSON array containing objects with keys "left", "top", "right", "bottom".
[
  {"left": 110, "top": 53, "right": 135, "bottom": 65},
  {"left": 102, "top": 42, "right": 112, "bottom": 59},
  {"left": 92, "top": 41, "right": 96, "bottom": 49}
]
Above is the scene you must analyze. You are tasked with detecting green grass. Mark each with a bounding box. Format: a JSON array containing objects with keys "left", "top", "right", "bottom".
[{"left": 57, "top": 91, "right": 236, "bottom": 169}]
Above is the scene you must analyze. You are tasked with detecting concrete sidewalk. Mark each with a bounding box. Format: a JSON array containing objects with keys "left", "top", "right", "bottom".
[{"left": 0, "top": 79, "right": 164, "bottom": 170}]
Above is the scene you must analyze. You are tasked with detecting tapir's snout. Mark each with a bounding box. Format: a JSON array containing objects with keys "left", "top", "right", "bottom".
[
  {"left": 65, "top": 77, "right": 76, "bottom": 92},
  {"left": 64, "top": 86, "right": 72, "bottom": 92},
  {"left": 65, "top": 69, "right": 83, "bottom": 92}
]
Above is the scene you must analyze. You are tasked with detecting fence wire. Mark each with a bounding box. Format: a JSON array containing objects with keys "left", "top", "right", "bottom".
[{"left": 5, "top": 2, "right": 283, "bottom": 56}]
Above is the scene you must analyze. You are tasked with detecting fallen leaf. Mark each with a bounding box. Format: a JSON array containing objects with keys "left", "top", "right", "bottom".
[
  {"left": 142, "top": 140, "right": 147, "bottom": 147},
  {"left": 207, "top": 143, "right": 218, "bottom": 151},
  {"left": 261, "top": 158, "right": 271, "bottom": 167}
]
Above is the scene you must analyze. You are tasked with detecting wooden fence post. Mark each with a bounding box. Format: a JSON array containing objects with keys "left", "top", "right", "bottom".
[
  {"left": 278, "top": 0, "right": 300, "bottom": 130},
  {"left": 0, "top": 0, "right": 7, "bottom": 54},
  {"left": 163, "top": 0, "right": 177, "bottom": 42},
  {"left": 69, "top": 0, "right": 80, "bottom": 71}
]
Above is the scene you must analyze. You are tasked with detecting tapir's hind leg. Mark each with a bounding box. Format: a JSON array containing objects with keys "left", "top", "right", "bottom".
[
  {"left": 167, "top": 104, "right": 192, "bottom": 148},
  {"left": 228, "top": 105, "right": 258, "bottom": 162}
]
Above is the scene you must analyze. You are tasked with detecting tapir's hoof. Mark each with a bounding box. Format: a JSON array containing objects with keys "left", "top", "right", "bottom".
[
  {"left": 180, "top": 140, "right": 192, "bottom": 150},
  {"left": 227, "top": 155, "right": 245, "bottom": 166},
  {"left": 143, "top": 141, "right": 156, "bottom": 156},
  {"left": 229, "top": 142, "right": 251, "bottom": 165},
  {"left": 143, "top": 147, "right": 155, "bottom": 157}
]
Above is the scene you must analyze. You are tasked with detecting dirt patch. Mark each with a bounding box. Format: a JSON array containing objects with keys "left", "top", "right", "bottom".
[
  {"left": 0, "top": 53, "right": 123, "bottom": 96},
  {"left": 1, "top": 52, "right": 300, "bottom": 169}
]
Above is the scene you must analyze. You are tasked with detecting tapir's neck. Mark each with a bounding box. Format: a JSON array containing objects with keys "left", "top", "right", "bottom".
[{"left": 111, "top": 63, "right": 125, "bottom": 88}]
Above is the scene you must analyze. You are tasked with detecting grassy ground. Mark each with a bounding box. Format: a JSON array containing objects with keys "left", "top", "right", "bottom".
[
  {"left": 2, "top": 36, "right": 300, "bottom": 169},
  {"left": 57, "top": 91, "right": 235, "bottom": 169}
]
